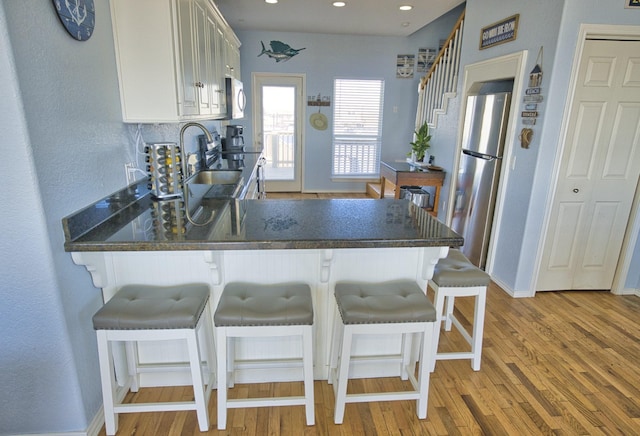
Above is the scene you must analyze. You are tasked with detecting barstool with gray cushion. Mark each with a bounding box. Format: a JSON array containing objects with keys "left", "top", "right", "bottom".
[
  {"left": 329, "top": 280, "right": 437, "bottom": 424},
  {"left": 92, "top": 284, "right": 214, "bottom": 435},
  {"left": 214, "top": 282, "right": 314, "bottom": 430},
  {"left": 428, "top": 249, "right": 491, "bottom": 371}
]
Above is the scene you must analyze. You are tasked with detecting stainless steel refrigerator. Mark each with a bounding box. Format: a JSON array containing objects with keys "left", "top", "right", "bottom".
[{"left": 451, "top": 81, "right": 512, "bottom": 269}]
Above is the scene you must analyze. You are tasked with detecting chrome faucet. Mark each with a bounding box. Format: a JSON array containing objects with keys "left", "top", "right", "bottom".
[
  {"left": 179, "top": 122, "right": 215, "bottom": 227},
  {"left": 179, "top": 122, "right": 213, "bottom": 179}
]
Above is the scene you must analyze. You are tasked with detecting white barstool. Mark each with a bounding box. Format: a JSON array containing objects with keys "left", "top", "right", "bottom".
[
  {"left": 428, "top": 249, "right": 490, "bottom": 371},
  {"left": 214, "top": 282, "right": 315, "bottom": 430},
  {"left": 329, "top": 280, "right": 437, "bottom": 424},
  {"left": 92, "top": 284, "right": 214, "bottom": 435}
]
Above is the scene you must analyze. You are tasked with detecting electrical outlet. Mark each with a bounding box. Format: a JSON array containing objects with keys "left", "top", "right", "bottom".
[{"left": 125, "top": 162, "right": 137, "bottom": 185}]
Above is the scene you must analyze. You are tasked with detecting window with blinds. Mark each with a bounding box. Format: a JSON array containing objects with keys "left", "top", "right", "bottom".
[{"left": 332, "top": 78, "right": 385, "bottom": 177}]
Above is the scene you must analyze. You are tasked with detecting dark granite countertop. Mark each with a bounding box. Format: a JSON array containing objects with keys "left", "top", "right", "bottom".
[{"left": 63, "top": 180, "right": 463, "bottom": 252}]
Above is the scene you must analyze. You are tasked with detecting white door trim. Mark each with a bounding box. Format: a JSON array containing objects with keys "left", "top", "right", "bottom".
[
  {"left": 446, "top": 51, "right": 528, "bottom": 293},
  {"left": 532, "top": 24, "right": 640, "bottom": 296},
  {"left": 251, "top": 72, "right": 306, "bottom": 192}
]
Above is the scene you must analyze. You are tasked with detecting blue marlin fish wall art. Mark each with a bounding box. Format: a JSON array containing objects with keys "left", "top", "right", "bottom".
[{"left": 259, "top": 40, "right": 306, "bottom": 62}]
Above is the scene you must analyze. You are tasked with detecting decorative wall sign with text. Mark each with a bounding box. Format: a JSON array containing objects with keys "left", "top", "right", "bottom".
[
  {"left": 520, "top": 47, "right": 545, "bottom": 145},
  {"left": 479, "top": 14, "right": 519, "bottom": 50},
  {"left": 307, "top": 94, "right": 331, "bottom": 107}
]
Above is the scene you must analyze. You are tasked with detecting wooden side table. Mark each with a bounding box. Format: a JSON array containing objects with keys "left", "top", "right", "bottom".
[{"left": 379, "top": 161, "right": 445, "bottom": 216}]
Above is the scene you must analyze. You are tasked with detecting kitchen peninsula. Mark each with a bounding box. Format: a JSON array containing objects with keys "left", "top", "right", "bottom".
[{"left": 63, "top": 179, "right": 462, "bottom": 385}]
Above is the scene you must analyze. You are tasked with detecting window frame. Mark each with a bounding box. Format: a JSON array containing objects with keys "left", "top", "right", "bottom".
[{"left": 331, "top": 78, "right": 385, "bottom": 178}]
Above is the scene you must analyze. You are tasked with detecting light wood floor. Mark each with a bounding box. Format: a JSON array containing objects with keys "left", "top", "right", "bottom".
[{"left": 98, "top": 282, "right": 640, "bottom": 435}]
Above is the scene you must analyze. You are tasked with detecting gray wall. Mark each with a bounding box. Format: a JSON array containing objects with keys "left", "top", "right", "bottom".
[
  {"left": 429, "top": 0, "right": 565, "bottom": 292},
  {"left": 521, "top": 0, "right": 640, "bottom": 291},
  {"left": 428, "top": 0, "right": 640, "bottom": 293},
  {"left": 236, "top": 5, "right": 465, "bottom": 193},
  {"left": 0, "top": 0, "right": 127, "bottom": 432},
  {"left": 0, "top": 0, "right": 228, "bottom": 433}
]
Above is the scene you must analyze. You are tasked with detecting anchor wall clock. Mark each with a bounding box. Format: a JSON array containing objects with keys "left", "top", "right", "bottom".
[{"left": 52, "top": 0, "right": 95, "bottom": 41}]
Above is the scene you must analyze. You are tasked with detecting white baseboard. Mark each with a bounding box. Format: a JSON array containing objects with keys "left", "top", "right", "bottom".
[
  {"left": 85, "top": 409, "right": 104, "bottom": 436},
  {"left": 491, "top": 277, "right": 533, "bottom": 298}
]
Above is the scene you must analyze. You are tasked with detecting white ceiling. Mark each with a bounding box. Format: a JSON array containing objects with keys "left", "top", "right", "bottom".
[{"left": 214, "top": 0, "right": 465, "bottom": 37}]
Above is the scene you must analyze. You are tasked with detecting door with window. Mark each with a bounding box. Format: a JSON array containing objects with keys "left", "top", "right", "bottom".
[{"left": 253, "top": 74, "right": 304, "bottom": 192}]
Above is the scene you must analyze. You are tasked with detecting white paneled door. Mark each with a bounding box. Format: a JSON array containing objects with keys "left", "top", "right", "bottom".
[{"left": 538, "top": 39, "right": 640, "bottom": 291}]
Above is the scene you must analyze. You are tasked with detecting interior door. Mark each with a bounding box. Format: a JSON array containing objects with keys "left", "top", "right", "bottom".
[
  {"left": 537, "top": 39, "right": 640, "bottom": 291},
  {"left": 253, "top": 73, "right": 304, "bottom": 192}
]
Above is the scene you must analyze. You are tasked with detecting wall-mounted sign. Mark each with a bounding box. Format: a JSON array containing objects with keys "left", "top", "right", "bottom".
[
  {"left": 417, "top": 48, "right": 437, "bottom": 73},
  {"left": 479, "top": 14, "right": 519, "bottom": 50},
  {"left": 520, "top": 47, "right": 545, "bottom": 147},
  {"left": 625, "top": 0, "right": 640, "bottom": 8},
  {"left": 524, "top": 95, "right": 543, "bottom": 103},
  {"left": 529, "top": 64, "right": 543, "bottom": 87},
  {"left": 396, "top": 54, "right": 415, "bottom": 78},
  {"left": 308, "top": 94, "right": 331, "bottom": 107}
]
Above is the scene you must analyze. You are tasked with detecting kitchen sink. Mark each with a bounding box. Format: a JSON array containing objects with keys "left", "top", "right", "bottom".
[{"left": 188, "top": 170, "right": 242, "bottom": 185}]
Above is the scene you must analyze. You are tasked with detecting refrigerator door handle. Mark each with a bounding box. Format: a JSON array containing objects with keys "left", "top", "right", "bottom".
[{"left": 462, "top": 149, "right": 501, "bottom": 161}]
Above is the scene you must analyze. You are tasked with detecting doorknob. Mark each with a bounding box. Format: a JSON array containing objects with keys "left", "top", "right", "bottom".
[{"left": 573, "top": 188, "right": 579, "bottom": 193}]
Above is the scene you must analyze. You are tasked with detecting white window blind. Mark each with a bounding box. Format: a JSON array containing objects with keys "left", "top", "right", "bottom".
[{"left": 332, "top": 79, "right": 385, "bottom": 177}]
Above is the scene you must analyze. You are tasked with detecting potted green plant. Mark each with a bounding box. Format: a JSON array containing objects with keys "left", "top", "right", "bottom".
[{"left": 408, "top": 122, "right": 431, "bottom": 162}]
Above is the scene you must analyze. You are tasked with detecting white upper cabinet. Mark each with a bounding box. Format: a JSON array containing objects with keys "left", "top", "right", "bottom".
[
  {"left": 177, "top": 0, "right": 199, "bottom": 117},
  {"left": 110, "top": 0, "right": 240, "bottom": 123},
  {"left": 224, "top": 32, "right": 241, "bottom": 80}
]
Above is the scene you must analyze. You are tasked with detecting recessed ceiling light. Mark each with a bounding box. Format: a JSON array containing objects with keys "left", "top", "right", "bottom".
[
  {"left": 399, "top": 5, "right": 413, "bottom": 11},
  {"left": 265, "top": 0, "right": 278, "bottom": 4},
  {"left": 402, "top": 22, "right": 410, "bottom": 27},
  {"left": 333, "top": 1, "right": 346, "bottom": 7}
]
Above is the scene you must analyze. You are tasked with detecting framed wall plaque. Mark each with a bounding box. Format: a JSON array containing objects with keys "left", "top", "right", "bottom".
[{"left": 479, "top": 14, "right": 519, "bottom": 50}]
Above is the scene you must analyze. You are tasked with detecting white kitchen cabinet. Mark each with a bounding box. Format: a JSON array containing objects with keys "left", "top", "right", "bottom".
[
  {"left": 177, "top": 0, "right": 198, "bottom": 117},
  {"left": 224, "top": 31, "right": 241, "bottom": 80},
  {"left": 206, "top": 5, "right": 227, "bottom": 116},
  {"left": 110, "top": 0, "right": 240, "bottom": 122}
]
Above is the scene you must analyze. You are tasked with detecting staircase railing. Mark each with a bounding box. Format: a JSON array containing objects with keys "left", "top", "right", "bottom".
[{"left": 415, "top": 10, "right": 465, "bottom": 129}]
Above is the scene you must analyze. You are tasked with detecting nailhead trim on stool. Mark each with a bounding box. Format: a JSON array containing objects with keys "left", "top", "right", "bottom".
[
  {"left": 214, "top": 282, "right": 315, "bottom": 430},
  {"left": 429, "top": 249, "right": 490, "bottom": 371},
  {"left": 329, "top": 280, "right": 437, "bottom": 424},
  {"left": 92, "top": 284, "right": 215, "bottom": 435}
]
